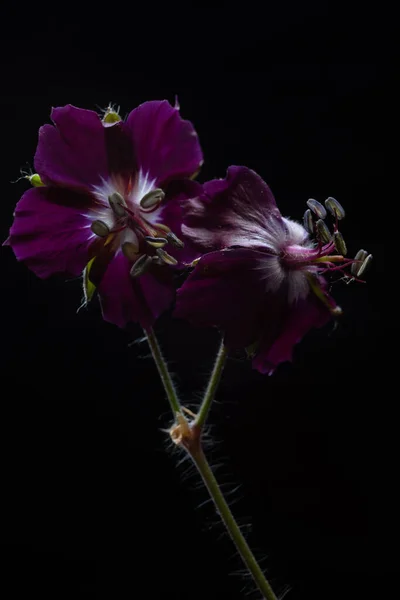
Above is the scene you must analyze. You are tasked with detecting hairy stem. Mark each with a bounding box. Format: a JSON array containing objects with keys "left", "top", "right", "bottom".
[
  {"left": 144, "top": 327, "right": 181, "bottom": 415},
  {"left": 195, "top": 339, "right": 227, "bottom": 430},
  {"left": 189, "top": 445, "right": 278, "bottom": 600}
]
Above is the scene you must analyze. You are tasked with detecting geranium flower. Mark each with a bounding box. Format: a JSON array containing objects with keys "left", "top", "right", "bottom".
[
  {"left": 175, "top": 166, "right": 371, "bottom": 374},
  {"left": 5, "top": 101, "right": 203, "bottom": 328}
]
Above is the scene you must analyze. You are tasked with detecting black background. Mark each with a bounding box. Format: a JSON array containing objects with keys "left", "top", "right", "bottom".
[{"left": 1, "top": 3, "right": 392, "bottom": 599}]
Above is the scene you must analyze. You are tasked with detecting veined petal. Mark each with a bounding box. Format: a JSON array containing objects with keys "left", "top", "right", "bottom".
[
  {"left": 34, "top": 105, "right": 110, "bottom": 191},
  {"left": 181, "top": 166, "right": 287, "bottom": 252},
  {"left": 5, "top": 187, "right": 96, "bottom": 278},
  {"left": 124, "top": 100, "right": 203, "bottom": 187}
]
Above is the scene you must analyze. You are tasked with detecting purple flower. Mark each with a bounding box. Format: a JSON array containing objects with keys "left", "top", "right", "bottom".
[
  {"left": 175, "top": 166, "right": 370, "bottom": 374},
  {"left": 5, "top": 101, "right": 203, "bottom": 328}
]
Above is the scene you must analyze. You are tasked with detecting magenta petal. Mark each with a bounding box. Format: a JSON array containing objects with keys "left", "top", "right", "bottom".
[
  {"left": 138, "top": 272, "right": 176, "bottom": 328},
  {"left": 252, "top": 295, "right": 332, "bottom": 375},
  {"left": 34, "top": 105, "right": 110, "bottom": 191},
  {"left": 5, "top": 187, "right": 94, "bottom": 278},
  {"left": 124, "top": 101, "right": 203, "bottom": 186},
  {"left": 98, "top": 253, "right": 175, "bottom": 329},
  {"left": 181, "top": 166, "right": 286, "bottom": 252},
  {"left": 159, "top": 178, "right": 204, "bottom": 265},
  {"left": 175, "top": 248, "right": 269, "bottom": 348}
]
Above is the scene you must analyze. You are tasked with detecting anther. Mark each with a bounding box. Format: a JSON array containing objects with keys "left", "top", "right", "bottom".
[
  {"left": 325, "top": 196, "right": 345, "bottom": 220},
  {"left": 130, "top": 254, "right": 153, "bottom": 278},
  {"left": 316, "top": 219, "right": 332, "bottom": 244},
  {"left": 108, "top": 192, "right": 126, "bottom": 217},
  {"left": 166, "top": 231, "right": 185, "bottom": 248},
  {"left": 156, "top": 248, "right": 178, "bottom": 265},
  {"left": 333, "top": 231, "right": 347, "bottom": 256},
  {"left": 102, "top": 105, "right": 121, "bottom": 125},
  {"left": 144, "top": 236, "right": 168, "bottom": 249},
  {"left": 307, "top": 198, "right": 327, "bottom": 219},
  {"left": 140, "top": 188, "right": 165, "bottom": 210},
  {"left": 351, "top": 249, "right": 368, "bottom": 276},
  {"left": 27, "top": 173, "right": 44, "bottom": 187},
  {"left": 356, "top": 254, "right": 373, "bottom": 278},
  {"left": 91, "top": 220, "right": 110, "bottom": 237},
  {"left": 156, "top": 223, "right": 171, "bottom": 233},
  {"left": 303, "top": 208, "right": 314, "bottom": 234},
  {"left": 122, "top": 241, "right": 139, "bottom": 260}
]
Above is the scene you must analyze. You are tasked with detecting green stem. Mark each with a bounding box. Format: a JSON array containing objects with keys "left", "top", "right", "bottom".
[
  {"left": 190, "top": 446, "right": 278, "bottom": 600},
  {"left": 195, "top": 340, "right": 227, "bottom": 430},
  {"left": 144, "top": 327, "right": 181, "bottom": 415}
]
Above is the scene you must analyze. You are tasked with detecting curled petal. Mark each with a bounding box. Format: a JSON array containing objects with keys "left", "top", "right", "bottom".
[
  {"left": 181, "top": 166, "right": 286, "bottom": 252},
  {"left": 5, "top": 187, "right": 95, "bottom": 278},
  {"left": 124, "top": 100, "right": 203, "bottom": 187}
]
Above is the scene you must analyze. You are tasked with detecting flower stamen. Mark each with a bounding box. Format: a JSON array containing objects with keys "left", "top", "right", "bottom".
[
  {"left": 333, "top": 231, "right": 347, "bottom": 255},
  {"left": 139, "top": 188, "right": 165, "bottom": 211},
  {"left": 307, "top": 198, "right": 327, "bottom": 219},
  {"left": 144, "top": 236, "right": 168, "bottom": 249},
  {"left": 325, "top": 196, "right": 345, "bottom": 220},
  {"left": 156, "top": 247, "right": 178, "bottom": 265},
  {"left": 315, "top": 219, "right": 332, "bottom": 244},
  {"left": 130, "top": 254, "right": 153, "bottom": 278},
  {"left": 122, "top": 241, "right": 139, "bottom": 260},
  {"left": 91, "top": 220, "right": 110, "bottom": 237},
  {"left": 108, "top": 192, "right": 127, "bottom": 217}
]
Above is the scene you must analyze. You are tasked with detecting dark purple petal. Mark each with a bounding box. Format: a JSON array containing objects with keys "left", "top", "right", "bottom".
[
  {"left": 98, "top": 252, "right": 175, "bottom": 329},
  {"left": 159, "top": 178, "right": 204, "bottom": 265},
  {"left": 124, "top": 101, "right": 203, "bottom": 187},
  {"left": 5, "top": 187, "right": 95, "bottom": 278},
  {"left": 252, "top": 294, "right": 332, "bottom": 375},
  {"left": 34, "top": 105, "right": 110, "bottom": 191},
  {"left": 181, "top": 166, "right": 287, "bottom": 252},
  {"left": 175, "top": 248, "right": 271, "bottom": 348}
]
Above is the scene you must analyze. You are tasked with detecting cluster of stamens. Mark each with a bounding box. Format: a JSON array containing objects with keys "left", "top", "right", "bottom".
[
  {"left": 302, "top": 196, "right": 372, "bottom": 281},
  {"left": 90, "top": 188, "right": 184, "bottom": 278}
]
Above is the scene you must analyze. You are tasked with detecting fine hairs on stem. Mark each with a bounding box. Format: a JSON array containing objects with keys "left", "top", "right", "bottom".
[{"left": 144, "top": 328, "right": 279, "bottom": 600}]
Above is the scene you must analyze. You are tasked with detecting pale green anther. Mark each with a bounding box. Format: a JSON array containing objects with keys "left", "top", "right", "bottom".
[
  {"left": 333, "top": 231, "right": 347, "bottom": 255},
  {"left": 307, "top": 198, "right": 327, "bottom": 219},
  {"left": 351, "top": 249, "right": 368, "bottom": 276},
  {"left": 102, "top": 107, "right": 121, "bottom": 125},
  {"left": 166, "top": 231, "right": 185, "bottom": 248},
  {"left": 325, "top": 196, "right": 345, "bottom": 220},
  {"left": 144, "top": 236, "right": 167, "bottom": 249},
  {"left": 156, "top": 247, "right": 178, "bottom": 265},
  {"left": 303, "top": 208, "right": 314, "bottom": 234},
  {"left": 356, "top": 254, "right": 373, "bottom": 278},
  {"left": 122, "top": 241, "right": 139, "bottom": 260},
  {"left": 91, "top": 220, "right": 110, "bottom": 237},
  {"left": 28, "top": 173, "right": 44, "bottom": 187},
  {"left": 108, "top": 192, "right": 126, "bottom": 217},
  {"left": 140, "top": 188, "right": 165, "bottom": 210},
  {"left": 316, "top": 219, "right": 331, "bottom": 244},
  {"left": 130, "top": 254, "right": 152, "bottom": 278}
]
